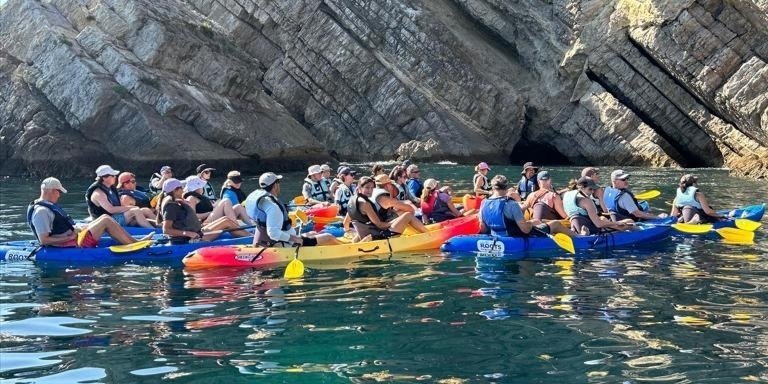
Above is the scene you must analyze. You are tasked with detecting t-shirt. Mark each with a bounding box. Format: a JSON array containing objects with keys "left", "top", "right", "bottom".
[
  {"left": 161, "top": 201, "right": 202, "bottom": 233},
  {"left": 503, "top": 200, "right": 525, "bottom": 222},
  {"left": 30, "top": 203, "right": 57, "bottom": 237},
  {"left": 617, "top": 193, "right": 640, "bottom": 214}
]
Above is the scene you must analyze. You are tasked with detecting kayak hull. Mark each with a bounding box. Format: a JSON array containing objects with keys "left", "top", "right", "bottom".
[
  {"left": 441, "top": 218, "right": 675, "bottom": 257},
  {"left": 713, "top": 204, "right": 765, "bottom": 228},
  {"left": 183, "top": 215, "right": 480, "bottom": 268}
]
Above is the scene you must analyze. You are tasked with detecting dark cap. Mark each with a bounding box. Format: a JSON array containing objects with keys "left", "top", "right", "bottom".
[
  {"left": 521, "top": 162, "right": 538, "bottom": 175},
  {"left": 337, "top": 166, "right": 357, "bottom": 176},
  {"left": 196, "top": 164, "right": 216, "bottom": 174},
  {"left": 680, "top": 174, "right": 698, "bottom": 184},
  {"left": 490, "top": 175, "right": 509, "bottom": 189},
  {"left": 537, "top": 171, "right": 551, "bottom": 180},
  {"left": 577, "top": 176, "right": 598, "bottom": 189}
]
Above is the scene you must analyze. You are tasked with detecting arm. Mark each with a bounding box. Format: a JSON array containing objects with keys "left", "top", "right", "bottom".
[
  {"left": 92, "top": 189, "right": 130, "bottom": 214},
  {"left": 379, "top": 195, "right": 415, "bottom": 213},
  {"left": 161, "top": 203, "right": 199, "bottom": 239},
  {"left": 31, "top": 209, "right": 77, "bottom": 246},
  {"left": 343, "top": 212, "right": 352, "bottom": 232},
  {"left": 553, "top": 194, "right": 568, "bottom": 219},
  {"left": 696, "top": 192, "right": 720, "bottom": 218},
  {"left": 120, "top": 194, "right": 136, "bottom": 207},
  {"left": 474, "top": 177, "right": 489, "bottom": 196},
  {"left": 186, "top": 196, "right": 210, "bottom": 221},
  {"left": 263, "top": 201, "right": 301, "bottom": 243},
  {"left": 506, "top": 189, "right": 522, "bottom": 202},
  {"left": 620, "top": 194, "right": 657, "bottom": 220},
  {"left": 583, "top": 199, "right": 630, "bottom": 231},
  {"left": 443, "top": 194, "right": 461, "bottom": 217},
  {"left": 595, "top": 188, "right": 608, "bottom": 213},
  {"left": 360, "top": 200, "right": 390, "bottom": 230},
  {"left": 520, "top": 191, "right": 540, "bottom": 211}
]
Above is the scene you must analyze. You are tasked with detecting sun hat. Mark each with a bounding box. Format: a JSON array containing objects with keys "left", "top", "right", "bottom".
[
  {"left": 537, "top": 171, "right": 551, "bottom": 180},
  {"left": 424, "top": 178, "right": 439, "bottom": 190},
  {"left": 320, "top": 164, "right": 332, "bottom": 172},
  {"left": 375, "top": 174, "right": 394, "bottom": 185},
  {"left": 520, "top": 162, "right": 538, "bottom": 175},
  {"left": 227, "top": 170, "right": 243, "bottom": 184},
  {"left": 41, "top": 177, "right": 67, "bottom": 193},
  {"left": 307, "top": 165, "right": 322, "bottom": 175},
  {"left": 337, "top": 166, "right": 357, "bottom": 176},
  {"left": 477, "top": 162, "right": 490, "bottom": 170},
  {"left": 184, "top": 176, "right": 207, "bottom": 192}
]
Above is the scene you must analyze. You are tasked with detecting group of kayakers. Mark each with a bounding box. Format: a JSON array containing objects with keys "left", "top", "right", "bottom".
[{"left": 27, "top": 160, "right": 723, "bottom": 250}]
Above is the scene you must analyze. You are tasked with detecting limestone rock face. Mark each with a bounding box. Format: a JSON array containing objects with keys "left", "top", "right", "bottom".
[{"left": 0, "top": 0, "right": 767, "bottom": 179}]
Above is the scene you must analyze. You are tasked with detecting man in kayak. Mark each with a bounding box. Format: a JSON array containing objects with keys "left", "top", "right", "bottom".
[
  {"left": 302, "top": 165, "right": 333, "bottom": 206},
  {"left": 517, "top": 162, "right": 539, "bottom": 200},
  {"left": 246, "top": 172, "right": 339, "bottom": 247},
  {"left": 87, "top": 165, "right": 155, "bottom": 228},
  {"left": 346, "top": 176, "right": 428, "bottom": 240},
  {"left": 158, "top": 178, "right": 250, "bottom": 244},
  {"left": 28, "top": 177, "right": 150, "bottom": 247},
  {"left": 479, "top": 175, "right": 575, "bottom": 238},
  {"left": 669, "top": 174, "right": 723, "bottom": 223},
  {"left": 604, "top": 170, "right": 665, "bottom": 221},
  {"left": 149, "top": 165, "right": 173, "bottom": 195},
  {"left": 563, "top": 177, "right": 634, "bottom": 235}
]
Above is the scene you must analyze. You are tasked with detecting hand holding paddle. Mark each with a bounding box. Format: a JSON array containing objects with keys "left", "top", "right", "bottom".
[{"left": 284, "top": 210, "right": 308, "bottom": 279}]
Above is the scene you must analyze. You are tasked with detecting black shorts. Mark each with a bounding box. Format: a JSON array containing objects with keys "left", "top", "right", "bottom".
[
  {"left": 301, "top": 236, "right": 318, "bottom": 247},
  {"left": 529, "top": 223, "right": 550, "bottom": 237}
]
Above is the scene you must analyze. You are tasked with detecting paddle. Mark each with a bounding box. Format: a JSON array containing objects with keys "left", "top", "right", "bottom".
[
  {"left": 108, "top": 225, "right": 256, "bottom": 253},
  {"left": 734, "top": 218, "right": 762, "bottom": 232},
  {"left": 534, "top": 227, "right": 575, "bottom": 254},
  {"left": 671, "top": 223, "right": 755, "bottom": 243},
  {"left": 635, "top": 190, "right": 661, "bottom": 200},
  {"left": 284, "top": 210, "right": 307, "bottom": 279}
]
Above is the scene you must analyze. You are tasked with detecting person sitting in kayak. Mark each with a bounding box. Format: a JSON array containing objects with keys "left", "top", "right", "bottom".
[
  {"left": 371, "top": 164, "right": 387, "bottom": 177},
  {"left": 87, "top": 165, "right": 155, "bottom": 228},
  {"left": 389, "top": 166, "right": 420, "bottom": 205},
  {"left": 158, "top": 178, "right": 250, "bottom": 244},
  {"left": 563, "top": 177, "right": 633, "bottom": 235},
  {"left": 333, "top": 166, "right": 357, "bottom": 216},
  {"left": 117, "top": 172, "right": 154, "bottom": 213},
  {"left": 184, "top": 176, "right": 253, "bottom": 225},
  {"left": 669, "top": 174, "right": 723, "bottom": 223},
  {"left": 302, "top": 165, "right": 333, "bottom": 206},
  {"left": 420, "top": 178, "right": 461, "bottom": 224},
  {"left": 346, "top": 176, "right": 428, "bottom": 240},
  {"left": 517, "top": 162, "right": 539, "bottom": 200},
  {"left": 220, "top": 170, "right": 247, "bottom": 206},
  {"left": 604, "top": 170, "right": 665, "bottom": 221},
  {"left": 473, "top": 162, "right": 492, "bottom": 197},
  {"left": 521, "top": 171, "right": 568, "bottom": 220},
  {"left": 479, "top": 175, "right": 574, "bottom": 238},
  {"left": 320, "top": 164, "right": 333, "bottom": 194},
  {"left": 28, "top": 177, "right": 150, "bottom": 248},
  {"left": 148, "top": 165, "right": 173, "bottom": 195},
  {"left": 581, "top": 167, "right": 607, "bottom": 213},
  {"left": 405, "top": 164, "right": 424, "bottom": 199},
  {"left": 194, "top": 164, "right": 218, "bottom": 203},
  {"left": 245, "top": 172, "right": 339, "bottom": 247},
  {"left": 375, "top": 174, "right": 420, "bottom": 216}
]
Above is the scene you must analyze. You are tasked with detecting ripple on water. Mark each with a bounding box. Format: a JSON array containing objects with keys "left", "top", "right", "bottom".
[
  {"left": 2, "top": 367, "right": 106, "bottom": 383},
  {"left": 0, "top": 316, "right": 95, "bottom": 336},
  {"left": 0, "top": 350, "right": 76, "bottom": 374}
]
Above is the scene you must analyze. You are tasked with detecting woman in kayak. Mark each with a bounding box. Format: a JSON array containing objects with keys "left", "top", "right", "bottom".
[
  {"left": 669, "top": 174, "right": 722, "bottom": 223},
  {"left": 420, "top": 178, "right": 461, "bottom": 224},
  {"left": 521, "top": 171, "right": 567, "bottom": 220},
  {"left": 563, "top": 177, "right": 634, "bottom": 235},
  {"left": 185, "top": 176, "right": 253, "bottom": 225},
  {"left": 346, "top": 176, "right": 428, "bottom": 240},
  {"left": 473, "top": 162, "right": 492, "bottom": 197}
]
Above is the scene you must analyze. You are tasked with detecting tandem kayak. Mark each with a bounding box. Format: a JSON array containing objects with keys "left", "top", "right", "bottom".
[
  {"left": 0, "top": 236, "right": 253, "bottom": 266},
  {"left": 440, "top": 218, "right": 675, "bottom": 257},
  {"left": 182, "top": 215, "right": 480, "bottom": 268},
  {"left": 713, "top": 204, "right": 765, "bottom": 228}
]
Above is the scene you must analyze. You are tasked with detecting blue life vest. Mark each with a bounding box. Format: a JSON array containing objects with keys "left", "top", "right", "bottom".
[
  {"left": 563, "top": 190, "right": 589, "bottom": 218},
  {"left": 674, "top": 186, "right": 701, "bottom": 209},
  {"left": 118, "top": 188, "right": 151, "bottom": 208},
  {"left": 603, "top": 187, "right": 642, "bottom": 219},
  {"left": 26, "top": 200, "right": 76, "bottom": 241},
  {"left": 245, "top": 190, "right": 292, "bottom": 246},
  {"left": 407, "top": 178, "right": 423, "bottom": 198},
  {"left": 220, "top": 186, "right": 246, "bottom": 204},
  {"left": 517, "top": 176, "right": 538, "bottom": 199},
  {"left": 303, "top": 178, "right": 332, "bottom": 202},
  {"left": 85, "top": 181, "right": 121, "bottom": 219},
  {"left": 480, "top": 197, "right": 524, "bottom": 237}
]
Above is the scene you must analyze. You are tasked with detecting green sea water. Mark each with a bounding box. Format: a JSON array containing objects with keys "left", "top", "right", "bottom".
[{"left": 0, "top": 163, "right": 766, "bottom": 383}]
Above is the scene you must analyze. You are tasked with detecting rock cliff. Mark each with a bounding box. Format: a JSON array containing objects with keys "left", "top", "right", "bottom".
[{"left": 0, "top": 0, "right": 766, "bottom": 179}]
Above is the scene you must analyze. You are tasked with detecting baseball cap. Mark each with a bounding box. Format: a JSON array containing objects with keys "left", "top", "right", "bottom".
[
  {"left": 118, "top": 172, "right": 135, "bottom": 185},
  {"left": 610, "top": 169, "right": 631, "bottom": 181},
  {"left": 337, "top": 166, "right": 357, "bottom": 176},
  {"left": 537, "top": 171, "right": 551, "bottom": 180},
  {"left": 406, "top": 164, "right": 420, "bottom": 174},
  {"left": 680, "top": 174, "right": 698, "bottom": 184},
  {"left": 491, "top": 175, "right": 508, "bottom": 189},
  {"left": 259, "top": 172, "right": 283, "bottom": 188},
  {"left": 477, "top": 162, "right": 490, "bottom": 170},
  {"left": 160, "top": 165, "right": 172, "bottom": 174},
  {"left": 520, "top": 162, "right": 538, "bottom": 175},
  {"left": 162, "top": 178, "right": 183, "bottom": 193},
  {"left": 185, "top": 176, "right": 207, "bottom": 192},
  {"left": 424, "top": 178, "right": 439, "bottom": 190},
  {"left": 95, "top": 165, "right": 119, "bottom": 177},
  {"left": 41, "top": 177, "right": 67, "bottom": 193},
  {"left": 577, "top": 176, "right": 598, "bottom": 189},
  {"left": 227, "top": 170, "right": 243, "bottom": 184},
  {"left": 196, "top": 164, "right": 215, "bottom": 174},
  {"left": 307, "top": 165, "right": 322, "bottom": 175},
  {"left": 581, "top": 167, "right": 599, "bottom": 177}
]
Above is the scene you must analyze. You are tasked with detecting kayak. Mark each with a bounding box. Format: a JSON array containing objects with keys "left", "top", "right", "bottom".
[
  {"left": 713, "top": 204, "right": 765, "bottom": 228},
  {"left": 462, "top": 194, "right": 484, "bottom": 211},
  {"left": 440, "top": 217, "right": 675, "bottom": 257},
  {"left": 182, "top": 215, "right": 480, "bottom": 268},
  {"left": 0, "top": 235, "right": 253, "bottom": 266},
  {"left": 303, "top": 205, "right": 339, "bottom": 218}
]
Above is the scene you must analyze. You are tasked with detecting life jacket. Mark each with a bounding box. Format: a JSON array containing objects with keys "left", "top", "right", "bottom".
[
  {"left": 330, "top": 178, "right": 343, "bottom": 197},
  {"left": 517, "top": 176, "right": 538, "bottom": 199},
  {"left": 335, "top": 183, "right": 353, "bottom": 216},
  {"left": 407, "top": 178, "right": 424, "bottom": 198},
  {"left": 245, "top": 190, "right": 292, "bottom": 246},
  {"left": 159, "top": 199, "right": 202, "bottom": 242},
  {"left": 674, "top": 186, "right": 701, "bottom": 209},
  {"left": 393, "top": 183, "right": 407, "bottom": 201},
  {"left": 347, "top": 192, "right": 389, "bottom": 240},
  {"left": 183, "top": 191, "right": 214, "bottom": 214},
  {"left": 85, "top": 181, "right": 121, "bottom": 219},
  {"left": 202, "top": 181, "right": 216, "bottom": 201},
  {"left": 371, "top": 188, "right": 394, "bottom": 221},
  {"left": 303, "top": 177, "right": 332, "bottom": 202},
  {"left": 421, "top": 190, "right": 454, "bottom": 223},
  {"left": 480, "top": 197, "right": 525, "bottom": 237},
  {"left": 604, "top": 187, "right": 641, "bottom": 220},
  {"left": 118, "top": 188, "right": 151, "bottom": 208},
  {"left": 473, "top": 174, "right": 490, "bottom": 193},
  {"left": 563, "top": 190, "right": 589, "bottom": 218},
  {"left": 148, "top": 173, "right": 162, "bottom": 194},
  {"left": 220, "top": 186, "right": 246, "bottom": 204},
  {"left": 26, "top": 200, "right": 76, "bottom": 241}
]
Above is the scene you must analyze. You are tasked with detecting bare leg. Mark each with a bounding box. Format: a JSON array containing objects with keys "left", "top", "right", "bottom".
[
  {"left": 205, "top": 200, "right": 238, "bottom": 224},
  {"left": 313, "top": 233, "right": 341, "bottom": 245},
  {"left": 389, "top": 212, "right": 427, "bottom": 234},
  {"left": 233, "top": 204, "right": 255, "bottom": 225},
  {"left": 88, "top": 215, "right": 149, "bottom": 244},
  {"left": 202, "top": 217, "right": 250, "bottom": 241},
  {"left": 126, "top": 207, "right": 154, "bottom": 228}
]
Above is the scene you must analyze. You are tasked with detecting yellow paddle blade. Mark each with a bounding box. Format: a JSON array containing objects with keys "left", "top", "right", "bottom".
[
  {"left": 109, "top": 240, "right": 153, "bottom": 253},
  {"left": 293, "top": 196, "right": 307, "bottom": 205},
  {"left": 717, "top": 227, "right": 755, "bottom": 243},
  {"left": 635, "top": 190, "right": 661, "bottom": 200},
  {"left": 735, "top": 219, "right": 762, "bottom": 232},
  {"left": 295, "top": 209, "right": 308, "bottom": 224},
  {"left": 672, "top": 223, "right": 714, "bottom": 234},
  {"left": 451, "top": 196, "right": 462, "bottom": 205},
  {"left": 551, "top": 232, "right": 575, "bottom": 254},
  {"left": 76, "top": 229, "right": 88, "bottom": 247},
  {"left": 284, "top": 258, "right": 305, "bottom": 279}
]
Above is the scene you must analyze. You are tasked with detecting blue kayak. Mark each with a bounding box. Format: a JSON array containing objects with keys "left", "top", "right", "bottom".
[
  {"left": 441, "top": 218, "right": 675, "bottom": 257},
  {"left": 713, "top": 204, "right": 765, "bottom": 228},
  {"left": 0, "top": 236, "right": 253, "bottom": 266}
]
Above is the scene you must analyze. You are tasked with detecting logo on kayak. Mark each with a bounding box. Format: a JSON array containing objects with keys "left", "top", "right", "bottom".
[
  {"left": 476, "top": 239, "right": 504, "bottom": 255},
  {"left": 235, "top": 254, "right": 262, "bottom": 262},
  {"left": 5, "top": 249, "right": 32, "bottom": 261}
]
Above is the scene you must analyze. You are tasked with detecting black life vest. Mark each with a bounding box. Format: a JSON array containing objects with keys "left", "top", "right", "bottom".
[
  {"left": 184, "top": 191, "right": 214, "bottom": 214},
  {"left": 118, "top": 188, "right": 151, "bottom": 208},
  {"left": 26, "top": 200, "right": 76, "bottom": 241},
  {"left": 85, "top": 181, "right": 121, "bottom": 219}
]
